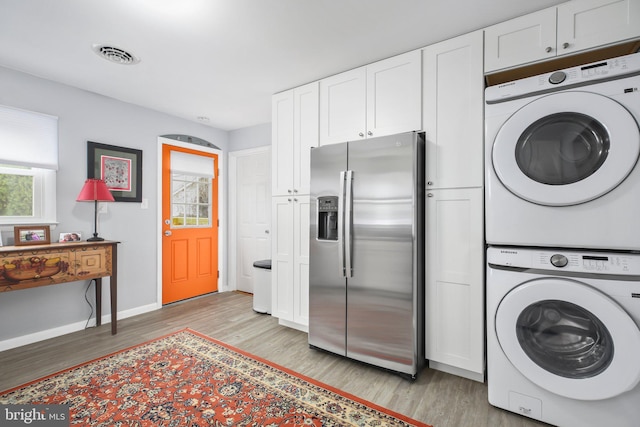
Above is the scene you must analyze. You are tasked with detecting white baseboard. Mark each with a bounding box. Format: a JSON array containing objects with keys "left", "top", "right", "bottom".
[
  {"left": 428, "top": 360, "right": 485, "bottom": 383},
  {"left": 0, "top": 302, "right": 160, "bottom": 352},
  {"left": 278, "top": 318, "right": 309, "bottom": 333}
]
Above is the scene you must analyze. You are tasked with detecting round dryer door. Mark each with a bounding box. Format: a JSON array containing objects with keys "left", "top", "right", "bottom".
[
  {"left": 492, "top": 91, "right": 640, "bottom": 206},
  {"left": 495, "top": 278, "right": 640, "bottom": 400}
]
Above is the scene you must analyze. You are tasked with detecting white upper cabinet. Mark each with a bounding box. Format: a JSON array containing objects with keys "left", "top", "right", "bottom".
[
  {"left": 485, "top": 0, "right": 640, "bottom": 72},
  {"left": 293, "top": 83, "right": 319, "bottom": 195},
  {"left": 557, "top": 0, "right": 640, "bottom": 55},
  {"left": 484, "top": 8, "right": 557, "bottom": 72},
  {"left": 319, "top": 67, "right": 367, "bottom": 145},
  {"left": 271, "top": 82, "right": 319, "bottom": 196},
  {"left": 272, "top": 90, "right": 294, "bottom": 196},
  {"left": 366, "top": 50, "right": 422, "bottom": 138},
  {"left": 320, "top": 50, "right": 421, "bottom": 145},
  {"left": 423, "top": 31, "right": 484, "bottom": 190}
]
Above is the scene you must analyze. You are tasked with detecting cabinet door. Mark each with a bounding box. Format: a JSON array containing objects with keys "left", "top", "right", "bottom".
[
  {"left": 425, "top": 188, "right": 484, "bottom": 379},
  {"left": 319, "top": 67, "right": 366, "bottom": 145},
  {"left": 366, "top": 50, "right": 422, "bottom": 138},
  {"left": 423, "top": 31, "right": 483, "bottom": 189},
  {"left": 75, "top": 247, "right": 109, "bottom": 277},
  {"left": 293, "top": 195, "right": 310, "bottom": 325},
  {"left": 272, "top": 90, "right": 294, "bottom": 196},
  {"left": 271, "top": 196, "right": 294, "bottom": 321},
  {"left": 0, "top": 251, "right": 73, "bottom": 287},
  {"left": 484, "top": 7, "right": 557, "bottom": 72},
  {"left": 557, "top": 0, "right": 640, "bottom": 55},
  {"left": 293, "top": 83, "right": 319, "bottom": 195}
]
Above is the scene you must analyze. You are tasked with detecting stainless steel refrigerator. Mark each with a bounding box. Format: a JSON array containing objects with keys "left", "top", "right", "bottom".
[{"left": 309, "top": 131, "right": 425, "bottom": 378}]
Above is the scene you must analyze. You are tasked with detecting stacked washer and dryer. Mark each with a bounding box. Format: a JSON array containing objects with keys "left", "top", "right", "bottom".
[{"left": 485, "top": 52, "right": 640, "bottom": 427}]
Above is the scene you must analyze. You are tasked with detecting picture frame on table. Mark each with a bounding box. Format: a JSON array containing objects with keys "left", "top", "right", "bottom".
[
  {"left": 14, "top": 225, "right": 51, "bottom": 246},
  {"left": 87, "top": 141, "right": 143, "bottom": 202},
  {"left": 59, "top": 232, "right": 82, "bottom": 242}
]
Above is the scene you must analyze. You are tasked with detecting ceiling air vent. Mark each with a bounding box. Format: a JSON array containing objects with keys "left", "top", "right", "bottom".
[{"left": 92, "top": 44, "right": 140, "bottom": 65}]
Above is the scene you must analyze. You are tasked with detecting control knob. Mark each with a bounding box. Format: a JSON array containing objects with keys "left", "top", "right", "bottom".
[
  {"left": 548, "top": 71, "right": 567, "bottom": 85},
  {"left": 550, "top": 254, "right": 568, "bottom": 268}
]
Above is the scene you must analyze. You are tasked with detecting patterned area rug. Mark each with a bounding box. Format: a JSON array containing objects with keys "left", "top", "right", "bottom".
[{"left": 0, "top": 329, "right": 431, "bottom": 426}]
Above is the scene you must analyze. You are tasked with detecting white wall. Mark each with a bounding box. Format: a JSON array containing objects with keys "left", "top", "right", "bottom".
[
  {"left": 229, "top": 123, "right": 271, "bottom": 152},
  {"left": 0, "top": 66, "right": 230, "bottom": 347}
]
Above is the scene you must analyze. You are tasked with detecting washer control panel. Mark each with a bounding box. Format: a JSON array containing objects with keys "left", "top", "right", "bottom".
[{"left": 487, "top": 247, "right": 640, "bottom": 276}]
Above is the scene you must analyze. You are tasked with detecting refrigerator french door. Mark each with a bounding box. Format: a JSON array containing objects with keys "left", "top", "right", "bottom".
[{"left": 309, "top": 131, "right": 425, "bottom": 378}]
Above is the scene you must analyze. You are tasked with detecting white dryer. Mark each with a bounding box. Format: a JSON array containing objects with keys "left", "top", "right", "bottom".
[
  {"left": 485, "top": 53, "right": 640, "bottom": 251},
  {"left": 487, "top": 246, "right": 640, "bottom": 427}
]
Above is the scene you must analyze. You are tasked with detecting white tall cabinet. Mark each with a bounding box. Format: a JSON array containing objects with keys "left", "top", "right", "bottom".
[
  {"left": 271, "top": 82, "right": 318, "bottom": 331},
  {"left": 485, "top": 0, "right": 640, "bottom": 72},
  {"left": 271, "top": 195, "right": 310, "bottom": 328},
  {"left": 319, "top": 50, "right": 422, "bottom": 145},
  {"left": 422, "top": 30, "right": 485, "bottom": 382}
]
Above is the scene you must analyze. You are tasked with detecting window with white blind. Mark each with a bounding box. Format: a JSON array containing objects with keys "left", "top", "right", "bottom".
[{"left": 0, "top": 105, "right": 58, "bottom": 226}]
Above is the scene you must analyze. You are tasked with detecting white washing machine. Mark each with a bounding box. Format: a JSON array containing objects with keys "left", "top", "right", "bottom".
[
  {"left": 485, "top": 52, "right": 640, "bottom": 251},
  {"left": 487, "top": 246, "right": 640, "bottom": 427}
]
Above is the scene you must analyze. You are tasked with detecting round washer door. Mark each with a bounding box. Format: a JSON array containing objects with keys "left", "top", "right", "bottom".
[
  {"left": 492, "top": 91, "right": 640, "bottom": 206},
  {"left": 495, "top": 278, "right": 640, "bottom": 400}
]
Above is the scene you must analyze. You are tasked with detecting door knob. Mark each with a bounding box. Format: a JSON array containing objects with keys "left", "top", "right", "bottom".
[{"left": 164, "top": 230, "right": 172, "bottom": 236}]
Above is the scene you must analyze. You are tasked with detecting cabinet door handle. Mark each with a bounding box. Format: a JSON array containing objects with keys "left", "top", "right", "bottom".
[
  {"left": 367, "top": 131, "right": 373, "bottom": 136},
  {"left": 358, "top": 132, "right": 364, "bottom": 137},
  {"left": 562, "top": 42, "right": 570, "bottom": 49},
  {"left": 545, "top": 46, "right": 553, "bottom": 53}
]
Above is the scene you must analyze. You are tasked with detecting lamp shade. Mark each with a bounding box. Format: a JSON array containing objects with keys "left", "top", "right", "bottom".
[{"left": 77, "top": 178, "right": 115, "bottom": 202}]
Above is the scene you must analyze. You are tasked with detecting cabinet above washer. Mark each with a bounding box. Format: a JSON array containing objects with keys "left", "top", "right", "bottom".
[{"left": 485, "top": 0, "right": 640, "bottom": 73}]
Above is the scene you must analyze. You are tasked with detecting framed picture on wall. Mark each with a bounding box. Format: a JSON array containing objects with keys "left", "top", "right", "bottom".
[{"left": 87, "top": 141, "right": 143, "bottom": 202}]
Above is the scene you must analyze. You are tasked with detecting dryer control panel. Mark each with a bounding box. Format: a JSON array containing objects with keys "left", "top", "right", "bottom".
[
  {"left": 487, "top": 246, "right": 640, "bottom": 276},
  {"left": 485, "top": 51, "right": 640, "bottom": 103}
]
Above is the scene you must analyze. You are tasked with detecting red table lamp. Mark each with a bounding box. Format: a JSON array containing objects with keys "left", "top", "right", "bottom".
[{"left": 77, "top": 178, "right": 115, "bottom": 241}]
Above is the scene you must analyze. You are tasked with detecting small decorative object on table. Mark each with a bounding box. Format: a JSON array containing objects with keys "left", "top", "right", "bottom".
[
  {"left": 13, "top": 225, "right": 51, "bottom": 246},
  {"left": 76, "top": 179, "right": 115, "bottom": 241},
  {"left": 59, "top": 232, "right": 82, "bottom": 242}
]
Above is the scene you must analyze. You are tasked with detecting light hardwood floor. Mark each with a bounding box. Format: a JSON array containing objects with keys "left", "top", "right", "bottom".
[{"left": 0, "top": 291, "right": 550, "bottom": 427}]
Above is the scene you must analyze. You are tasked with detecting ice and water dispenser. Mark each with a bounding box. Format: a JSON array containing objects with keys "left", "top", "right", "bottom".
[{"left": 317, "top": 196, "right": 338, "bottom": 241}]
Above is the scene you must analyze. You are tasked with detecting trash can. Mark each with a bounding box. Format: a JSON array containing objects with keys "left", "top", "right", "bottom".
[{"left": 252, "top": 259, "right": 271, "bottom": 314}]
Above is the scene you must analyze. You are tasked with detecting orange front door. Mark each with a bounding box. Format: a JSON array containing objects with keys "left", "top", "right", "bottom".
[{"left": 162, "top": 144, "right": 219, "bottom": 304}]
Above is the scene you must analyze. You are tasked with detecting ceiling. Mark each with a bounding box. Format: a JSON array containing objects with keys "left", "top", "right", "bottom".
[{"left": 0, "top": 0, "right": 566, "bottom": 132}]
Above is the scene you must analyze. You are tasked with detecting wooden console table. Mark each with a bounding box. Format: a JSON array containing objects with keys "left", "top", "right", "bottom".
[{"left": 0, "top": 240, "right": 119, "bottom": 334}]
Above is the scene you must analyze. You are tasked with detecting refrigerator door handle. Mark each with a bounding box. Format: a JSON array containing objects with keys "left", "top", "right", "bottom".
[
  {"left": 344, "top": 170, "right": 353, "bottom": 278},
  {"left": 338, "top": 171, "right": 346, "bottom": 278}
]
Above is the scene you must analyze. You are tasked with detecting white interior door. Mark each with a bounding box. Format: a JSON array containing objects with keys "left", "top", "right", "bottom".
[{"left": 231, "top": 147, "right": 271, "bottom": 293}]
